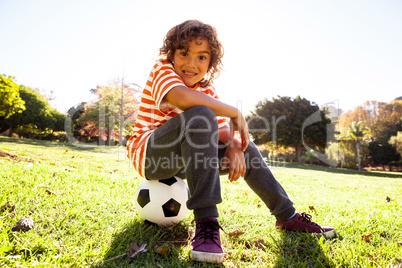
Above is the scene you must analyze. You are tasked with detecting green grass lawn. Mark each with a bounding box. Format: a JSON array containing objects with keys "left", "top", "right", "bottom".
[{"left": 0, "top": 136, "right": 401, "bottom": 267}]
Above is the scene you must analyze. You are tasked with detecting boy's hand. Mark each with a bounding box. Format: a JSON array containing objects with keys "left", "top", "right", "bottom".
[
  {"left": 230, "top": 115, "right": 250, "bottom": 151},
  {"left": 222, "top": 139, "right": 246, "bottom": 182}
]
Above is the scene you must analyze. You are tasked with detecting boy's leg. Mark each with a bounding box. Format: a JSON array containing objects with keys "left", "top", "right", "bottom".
[
  {"left": 218, "top": 141, "right": 296, "bottom": 221},
  {"left": 218, "top": 142, "right": 337, "bottom": 237},
  {"left": 145, "top": 106, "right": 222, "bottom": 221}
]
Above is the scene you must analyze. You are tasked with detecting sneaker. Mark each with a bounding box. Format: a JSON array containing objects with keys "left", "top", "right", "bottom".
[
  {"left": 190, "top": 217, "right": 225, "bottom": 263},
  {"left": 275, "top": 212, "right": 337, "bottom": 238}
]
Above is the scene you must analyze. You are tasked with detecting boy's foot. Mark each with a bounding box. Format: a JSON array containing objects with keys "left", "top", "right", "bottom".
[
  {"left": 190, "top": 217, "right": 225, "bottom": 263},
  {"left": 275, "top": 212, "right": 337, "bottom": 238}
]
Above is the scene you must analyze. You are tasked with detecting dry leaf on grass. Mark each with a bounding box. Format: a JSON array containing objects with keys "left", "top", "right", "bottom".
[
  {"left": 309, "top": 206, "right": 315, "bottom": 211},
  {"left": 228, "top": 230, "right": 245, "bottom": 237},
  {"left": 45, "top": 189, "right": 57, "bottom": 195},
  {"left": 126, "top": 206, "right": 135, "bottom": 212},
  {"left": 245, "top": 239, "right": 265, "bottom": 249},
  {"left": 386, "top": 196, "right": 391, "bottom": 202},
  {"left": 1, "top": 202, "right": 16, "bottom": 213},
  {"left": 12, "top": 217, "right": 34, "bottom": 232},
  {"left": 127, "top": 243, "right": 147, "bottom": 259},
  {"left": 156, "top": 247, "right": 169, "bottom": 255},
  {"left": 362, "top": 234, "right": 373, "bottom": 243}
]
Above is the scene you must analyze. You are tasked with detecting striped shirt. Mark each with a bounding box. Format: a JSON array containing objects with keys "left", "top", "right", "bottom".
[{"left": 127, "top": 60, "right": 228, "bottom": 178}]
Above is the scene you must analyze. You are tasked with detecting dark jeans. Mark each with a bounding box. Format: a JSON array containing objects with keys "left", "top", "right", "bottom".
[{"left": 145, "top": 106, "right": 295, "bottom": 221}]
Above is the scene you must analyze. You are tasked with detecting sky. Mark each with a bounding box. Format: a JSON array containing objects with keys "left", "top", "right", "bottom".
[{"left": 1, "top": 0, "right": 401, "bottom": 116}]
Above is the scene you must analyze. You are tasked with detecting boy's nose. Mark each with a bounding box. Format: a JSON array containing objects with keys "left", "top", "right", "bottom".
[{"left": 186, "top": 57, "right": 196, "bottom": 67}]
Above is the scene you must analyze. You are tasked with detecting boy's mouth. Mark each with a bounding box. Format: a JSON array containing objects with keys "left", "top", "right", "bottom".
[{"left": 183, "top": 70, "right": 197, "bottom": 76}]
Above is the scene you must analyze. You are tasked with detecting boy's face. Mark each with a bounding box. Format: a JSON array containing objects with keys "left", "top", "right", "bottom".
[{"left": 173, "top": 38, "right": 211, "bottom": 87}]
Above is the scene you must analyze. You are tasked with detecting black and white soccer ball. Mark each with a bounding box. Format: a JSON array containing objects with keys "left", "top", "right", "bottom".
[{"left": 134, "top": 176, "right": 190, "bottom": 226}]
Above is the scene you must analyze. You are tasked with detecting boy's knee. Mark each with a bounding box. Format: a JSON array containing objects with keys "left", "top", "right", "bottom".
[
  {"left": 186, "top": 106, "right": 218, "bottom": 130},
  {"left": 189, "top": 106, "right": 215, "bottom": 119}
]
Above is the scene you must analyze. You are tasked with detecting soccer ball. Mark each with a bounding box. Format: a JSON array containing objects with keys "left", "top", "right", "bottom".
[{"left": 134, "top": 176, "right": 190, "bottom": 226}]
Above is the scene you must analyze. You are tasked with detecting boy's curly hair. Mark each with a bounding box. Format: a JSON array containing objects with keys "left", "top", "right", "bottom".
[{"left": 159, "top": 20, "right": 224, "bottom": 86}]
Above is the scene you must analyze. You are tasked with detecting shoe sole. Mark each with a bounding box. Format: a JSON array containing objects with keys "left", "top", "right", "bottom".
[
  {"left": 276, "top": 227, "right": 337, "bottom": 238},
  {"left": 190, "top": 250, "right": 225, "bottom": 263},
  {"left": 310, "top": 228, "right": 337, "bottom": 238}
]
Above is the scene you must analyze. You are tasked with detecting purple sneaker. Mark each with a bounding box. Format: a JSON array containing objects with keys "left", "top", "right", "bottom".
[
  {"left": 190, "top": 217, "right": 225, "bottom": 263},
  {"left": 275, "top": 212, "right": 337, "bottom": 238}
]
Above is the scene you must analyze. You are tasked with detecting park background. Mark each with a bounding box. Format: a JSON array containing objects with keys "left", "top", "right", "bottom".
[
  {"left": 1, "top": 0, "right": 402, "bottom": 171},
  {"left": 1, "top": 1, "right": 402, "bottom": 266}
]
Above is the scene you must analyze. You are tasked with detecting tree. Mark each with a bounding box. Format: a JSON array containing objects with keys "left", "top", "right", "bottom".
[
  {"left": 341, "top": 121, "right": 371, "bottom": 170},
  {"left": 372, "top": 100, "right": 402, "bottom": 144},
  {"left": 77, "top": 80, "right": 140, "bottom": 145},
  {"left": 0, "top": 75, "right": 25, "bottom": 119},
  {"left": 389, "top": 131, "right": 402, "bottom": 158},
  {"left": 339, "top": 100, "right": 402, "bottom": 144},
  {"left": 0, "top": 75, "right": 26, "bottom": 133},
  {"left": 246, "top": 96, "right": 332, "bottom": 162},
  {"left": 368, "top": 141, "right": 399, "bottom": 168},
  {"left": 6, "top": 86, "right": 65, "bottom": 137}
]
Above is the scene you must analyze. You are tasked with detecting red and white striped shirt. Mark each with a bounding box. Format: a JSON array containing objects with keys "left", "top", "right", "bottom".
[{"left": 127, "top": 60, "right": 228, "bottom": 178}]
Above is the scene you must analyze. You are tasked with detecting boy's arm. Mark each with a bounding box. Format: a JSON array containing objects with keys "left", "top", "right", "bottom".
[
  {"left": 165, "top": 85, "right": 239, "bottom": 118},
  {"left": 165, "top": 85, "right": 249, "bottom": 151},
  {"left": 166, "top": 86, "right": 249, "bottom": 182}
]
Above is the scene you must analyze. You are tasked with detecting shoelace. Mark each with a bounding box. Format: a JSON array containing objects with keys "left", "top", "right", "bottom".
[
  {"left": 192, "top": 220, "right": 224, "bottom": 243},
  {"left": 299, "top": 212, "right": 319, "bottom": 226}
]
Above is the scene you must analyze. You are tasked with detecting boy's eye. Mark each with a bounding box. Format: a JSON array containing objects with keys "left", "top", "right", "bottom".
[
  {"left": 179, "top": 51, "right": 187, "bottom": 57},
  {"left": 199, "top": 55, "right": 207, "bottom": 60}
]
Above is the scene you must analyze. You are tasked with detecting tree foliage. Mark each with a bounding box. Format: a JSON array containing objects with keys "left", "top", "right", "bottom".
[
  {"left": 339, "top": 100, "right": 402, "bottom": 144},
  {"left": 340, "top": 121, "right": 371, "bottom": 170},
  {"left": 76, "top": 80, "right": 140, "bottom": 144},
  {"left": 389, "top": 131, "right": 402, "bottom": 158},
  {"left": 0, "top": 75, "right": 26, "bottom": 133},
  {"left": 246, "top": 96, "right": 332, "bottom": 162},
  {"left": 1, "top": 85, "right": 65, "bottom": 137},
  {"left": 0, "top": 75, "right": 25, "bottom": 119}
]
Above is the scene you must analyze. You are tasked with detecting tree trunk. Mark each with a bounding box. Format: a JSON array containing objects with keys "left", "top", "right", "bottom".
[
  {"left": 356, "top": 140, "right": 361, "bottom": 170},
  {"left": 295, "top": 144, "right": 302, "bottom": 163},
  {"left": 8, "top": 124, "right": 14, "bottom": 137},
  {"left": 0, "top": 117, "right": 11, "bottom": 134}
]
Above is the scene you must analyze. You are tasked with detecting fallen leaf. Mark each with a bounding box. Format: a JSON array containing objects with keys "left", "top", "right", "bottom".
[
  {"left": 127, "top": 243, "right": 147, "bottom": 259},
  {"left": 52, "top": 173, "right": 58, "bottom": 179},
  {"left": 126, "top": 206, "right": 135, "bottom": 212},
  {"left": 362, "top": 234, "right": 372, "bottom": 243},
  {"left": 245, "top": 239, "right": 265, "bottom": 249},
  {"left": 386, "top": 196, "right": 391, "bottom": 202},
  {"left": 309, "top": 206, "right": 315, "bottom": 211},
  {"left": 156, "top": 247, "right": 169, "bottom": 255},
  {"left": 230, "top": 209, "right": 236, "bottom": 213},
  {"left": 0, "top": 202, "right": 16, "bottom": 213},
  {"left": 46, "top": 189, "right": 57, "bottom": 195},
  {"left": 12, "top": 217, "right": 34, "bottom": 232},
  {"left": 243, "top": 192, "right": 248, "bottom": 196},
  {"left": 228, "top": 230, "right": 245, "bottom": 237}
]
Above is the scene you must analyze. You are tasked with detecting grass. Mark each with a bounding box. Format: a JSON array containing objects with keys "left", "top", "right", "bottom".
[{"left": 0, "top": 136, "right": 401, "bottom": 267}]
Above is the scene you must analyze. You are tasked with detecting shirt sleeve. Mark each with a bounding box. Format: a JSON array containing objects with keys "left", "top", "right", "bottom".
[{"left": 151, "top": 65, "right": 185, "bottom": 114}]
